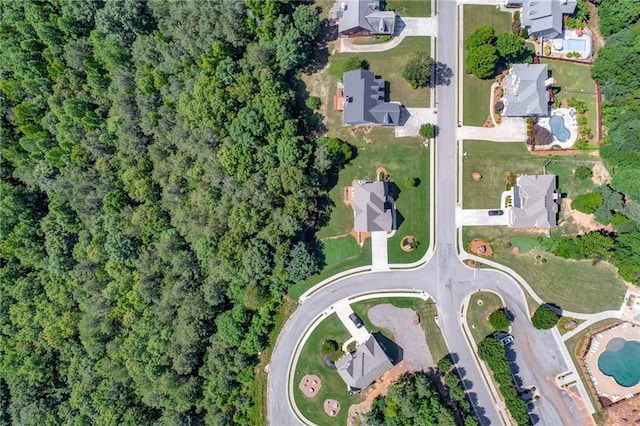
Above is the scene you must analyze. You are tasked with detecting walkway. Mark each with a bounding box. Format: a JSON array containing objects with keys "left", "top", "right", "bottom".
[{"left": 371, "top": 231, "right": 389, "bottom": 271}]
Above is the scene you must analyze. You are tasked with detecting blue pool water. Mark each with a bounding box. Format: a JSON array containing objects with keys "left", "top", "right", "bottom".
[
  {"left": 550, "top": 115, "right": 570, "bottom": 142},
  {"left": 598, "top": 338, "right": 640, "bottom": 387},
  {"left": 563, "top": 39, "right": 586, "bottom": 52}
]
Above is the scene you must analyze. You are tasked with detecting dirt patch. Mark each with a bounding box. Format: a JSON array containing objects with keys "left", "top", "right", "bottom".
[
  {"left": 299, "top": 375, "right": 321, "bottom": 398},
  {"left": 469, "top": 238, "right": 493, "bottom": 257},
  {"left": 347, "top": 360, "right": 412, "bottom": 426},
  {"left": 300, "top": 66, "right": 330, "bottom": 124},
  {"left": 603, "top": 398, "right": 640, "bottom": 426},
  {"left": 324, "top": 399, "right": 340, "bottom": 417},
  {"left": 561, "top": 198, "right": 613, "bottom": 235},
  {"left": 591, "top": 161, "right": 612, "bottom": 186},
  {"left": 482, "top": 114, "right": 494, "bottom": 128}
]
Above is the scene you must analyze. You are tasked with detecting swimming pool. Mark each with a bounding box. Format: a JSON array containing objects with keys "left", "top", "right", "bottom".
[
  {"left": 550, "top": 115, "right": 569, "bottom": 142},
  {"left": 563, "top": 38, "right": 586, "bottom": 52},
  {"left": 598, "top": 338, "right": 640, "bottom": 387}
]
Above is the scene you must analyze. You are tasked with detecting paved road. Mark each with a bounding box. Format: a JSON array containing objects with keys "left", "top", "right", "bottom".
[{"left": 266, "top": 1, "right": 586, "bottom": 425}]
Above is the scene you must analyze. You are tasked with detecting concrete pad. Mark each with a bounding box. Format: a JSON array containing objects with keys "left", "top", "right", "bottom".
[
  {"left": 459, "top": 209, "right": 510, "bottom": 226},
  {"left": 371, "top": 231, "right": 389, "bottom": 272},
  {"left": 461, "top": 117, "right": 526, "bottom": 142},
  {"left": 395, "top": 108, "right": 436, "bottom": 137},
  {"left": 398, "top": 17, "right": 438, "bottom": 37},
  {"left": 334, "top": 300, "right": 371, "bottom": 344}
]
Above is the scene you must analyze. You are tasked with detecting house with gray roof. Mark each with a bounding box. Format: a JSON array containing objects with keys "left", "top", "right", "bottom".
[
  {"left": 521, "top": 0, "right": 577, "bottom": 39},
  {"left": 502, "top": 64, "right": 552, "bottom": 117},
  {"left": 343, "top": 69, "right": 401, "bottom": 126},
  {"left": 509, "top": 174, "right": 560, "bottom": 228},
  {"left": 353, "top": 180, "right": 393, "bottom": 232},
  {"left": 332, "top": 0, "right": 396, "bottom": 37},
  {"left": 335, "top": 334, "right": 393, "bottom": 394}
]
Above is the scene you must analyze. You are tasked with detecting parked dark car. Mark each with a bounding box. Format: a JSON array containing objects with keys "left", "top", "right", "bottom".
[
  {"left": 488, "top": 209, "right": 504, "bottom": 216},
  {"left": 349, "top": 313, "right": 364, "bottom": 329}
]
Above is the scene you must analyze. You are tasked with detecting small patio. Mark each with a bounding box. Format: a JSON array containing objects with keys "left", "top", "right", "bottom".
[
  {"left": 534, "top": 107, "right": 579, "bottom": 150},
  {"left": 544, "top": 28, "right": 593, "bottom": 60}
]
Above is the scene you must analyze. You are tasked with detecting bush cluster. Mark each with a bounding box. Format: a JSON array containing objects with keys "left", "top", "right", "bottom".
[
  {"left": 531, "top": 305, "right": 560, "bottom": 330},
  {"left": 477, "top": 338, "right": 530, "bottom": 425}
]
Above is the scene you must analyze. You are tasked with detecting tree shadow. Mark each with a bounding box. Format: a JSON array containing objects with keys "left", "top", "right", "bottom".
[
  {"left": 543, "top": 302, "right": 563, "bottom": 317},
  {"left": 374, "top": 331, "right": 403, "bottom": 365},
  {"left": 430, "top": 61, "right": 454, "bottom": 87},
  {"left": 303, "top": 15, "right": 335, "bottom": 75},
  {"left": 465, "top": 390, "right": 491, "bottom": 425},
  {"left": 504, "top": 307, "right": 516, "bottom": 322}
]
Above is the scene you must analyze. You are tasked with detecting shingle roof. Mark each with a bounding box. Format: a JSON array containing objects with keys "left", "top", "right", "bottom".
[
  {"left": 521, "top": 0, "right": 577, "bottom": 39},
  {"left": 510, "top": 174, "right": 559, "bottom": 228},
  {"left": 333, "top": 0, "right": 396, "bottom": 36},
  {"left": 503, "top": 64, "right": 550, "bottom": 117},
  {"left": 353, "top": 181, "right": 393, "bottom": 232},
  {"left": 335, "top": 334, "right": 393, "bottom": 392},
  {"left": 343, "top": 69, "right": 401, "bottom": 126}
]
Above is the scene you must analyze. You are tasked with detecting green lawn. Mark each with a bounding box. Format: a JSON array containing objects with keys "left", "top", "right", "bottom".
[
  {"left": 350, "top": 297, "right": 449, "bottom": 362},
  {"left": 462, "top": 140, "right": 598, "bottom": 209},
  {"left": 385, "top": 0, "right": 431, "bottom": 17},
  {"left": 329, "top": 37, "right": 430, "bottom": 108},
  {"left": 462, "top": 226, "right": 626, "bottom": 313},
  {"left": 466, "top": 292, "right": 504, "bottom": 345},
  {"left": 462, "top": 5, "right": 513, "bottom": 126},
  {"left": 293, "top": 314, "right": 361, "bottom": 426},
  {"left": 289, "top": 237, "right": 371, "bottom": 300},
  {"left": 541, "top": 59, "right": 598, "bottom": 146}
]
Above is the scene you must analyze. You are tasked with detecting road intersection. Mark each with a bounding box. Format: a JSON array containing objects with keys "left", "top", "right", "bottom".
[{"left": 267, "top": 1, "right": 599, "bottom": 425}]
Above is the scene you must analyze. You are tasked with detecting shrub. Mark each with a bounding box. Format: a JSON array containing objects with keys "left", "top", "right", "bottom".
[
  {"left": 466, "top": 44, "right": 499, "bottom": 79},
  {"left": 478, "top": 337, "right": 530, "bottom": 425},
  {"left": 402, "top": 53, "right": 434, "bottom": 89},
  {"left": 419, "top": 123, "right": 435, "bottom": 139},
  {"left": 521, "top": 27, "right": 529, "bottom": 39},
  {"left": 574, "top": 165, "right": 592, "bottom": 180},
  {"left": 577, "top": 116, "right": 587, "bottom": 126},
  {"left": 406, "top": 177, "right": 417, "bottom": 187},
  {"left": 571, "top": 192, "right": 603, "bottom": 213},
  {"left": 543, "top": 44, "right": 551, "bottom": 56},
  {"left": 513, "top": 11, "right": 520, "bottom": 22},
  {"left": 321, "top": 339, "right": 339, "bottom": 355},
  {"left": 489, "top": 309, "right": 510, "bottom": 331},
  {"left": 567, "top": 98, "right": 587, "bottom": 114},
  {"left": 305, "top": 96, "right": 321, "bottom": 111},
  {"left": 437, "top": 355, "right": 454, "bottom": 373},
  {"left": 465, "top": 25, "right": 496, "bottom": 51},
  {"left": 531, "top": 305, "right": 560, "bottom": 329},
  {"left": 575, "top": 138, "right": 590, "bottom": 150}
]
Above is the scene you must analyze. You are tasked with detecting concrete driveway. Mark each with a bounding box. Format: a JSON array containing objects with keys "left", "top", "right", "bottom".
[
  {"left": 458, "top": 209, "right": 510, "bottom": 226},
  {"left": 334, "top": 299, "right": 371, "bottom": 344},
  {"left": 368, "top": 304, "right": 433, "bottom": 371},
  {"left": 395, "top": 108, "right": 437, "bottom": 137},
  {"left": 461, "top": 117, "right": 526, "bottom": 142},
  {"left": 399, "top": 17, "right": 438, "bottom": 37},
  {"left": 371, "top": 231, "right": 389, "bottom": 271},
  {"left": 339, "top": 17, "right": 437, "bottom": 53}
]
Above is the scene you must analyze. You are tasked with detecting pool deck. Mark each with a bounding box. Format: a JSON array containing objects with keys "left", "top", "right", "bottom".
[
  {"left": 582, "top": 322, "right": 640, "bottom": 406},
  {"left": 536, "top": 108, "right": 578, "bottom": 149}
]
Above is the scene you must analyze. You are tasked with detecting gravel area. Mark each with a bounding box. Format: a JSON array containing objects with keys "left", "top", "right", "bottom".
[{"left": 367, "top": 304, "right": 433, "bottom": 371}]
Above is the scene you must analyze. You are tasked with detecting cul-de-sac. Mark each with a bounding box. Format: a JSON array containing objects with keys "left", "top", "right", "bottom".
[{"left": 2, "top": 1, "right": 639, "bottom": 425}]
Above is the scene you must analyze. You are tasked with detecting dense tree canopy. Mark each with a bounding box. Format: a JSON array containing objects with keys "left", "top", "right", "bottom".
[
  {"left": 0, "top": 0, "right": 337, "bottom": 424},
  {"left": 402, "top": 53, "right": 434, "bottom": 89},
  {"left": 531, "top": 305, "right": 560, "bottom": 330}
]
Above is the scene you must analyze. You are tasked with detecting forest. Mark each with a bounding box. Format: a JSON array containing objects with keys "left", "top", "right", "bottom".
[{"left": 0, "top": 0, "right": 347, "bottom": 424}]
